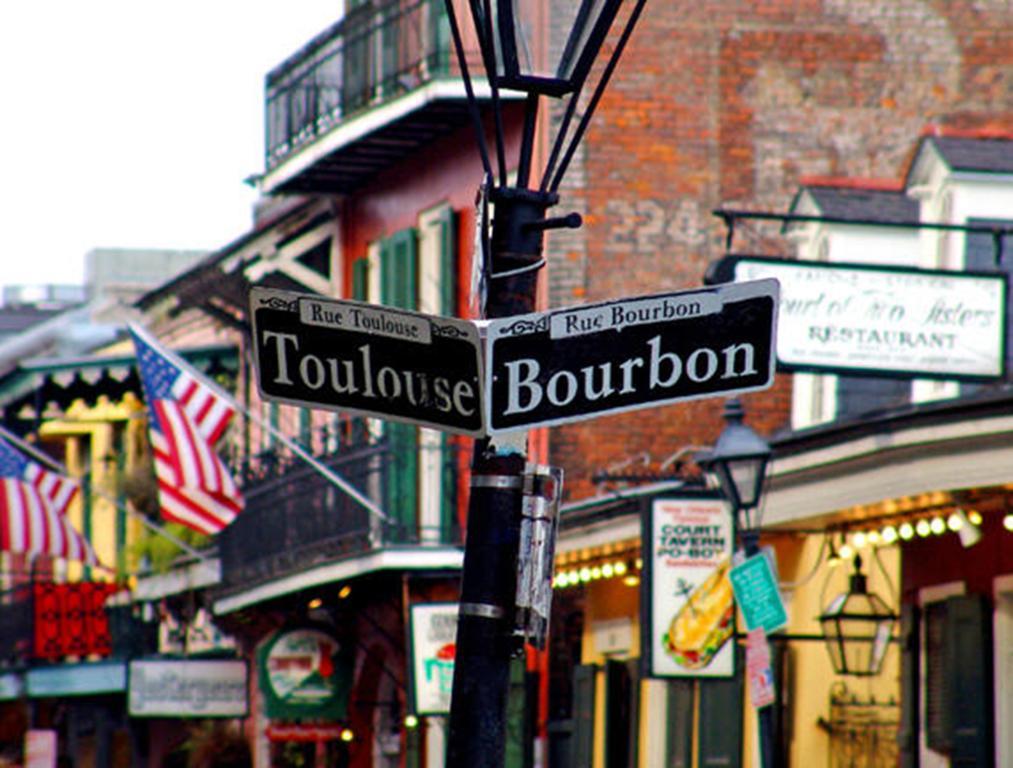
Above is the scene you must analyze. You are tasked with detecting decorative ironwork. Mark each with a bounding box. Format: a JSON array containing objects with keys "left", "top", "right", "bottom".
[
  {"left": 220, "top": 418, "right": 463, "bottom": 593},
  {"left": 431, "top": 322, "right": 469, "bottom": 339},
  {"left": 823, "top": 682, "right": 900, "bottom": 768},
  {"left": 257, "top": 295, "right": 300, "bottom": 312},
  {"left": 497, "top": 316, "right": 551, "bottom": 336},
  {"left": 265, "top": 0, "right": 481, "bottom": 172}
]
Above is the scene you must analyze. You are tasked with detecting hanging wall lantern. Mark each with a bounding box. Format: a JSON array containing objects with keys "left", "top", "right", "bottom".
[{"left": 818, "top": 555, "right": 898, "bottom": 676}]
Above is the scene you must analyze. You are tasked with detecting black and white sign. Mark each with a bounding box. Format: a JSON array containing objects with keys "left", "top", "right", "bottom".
[
  {"left": 484, "top": 280, "right": 778, "bottom": 434},
  {"left": 128, "top": 659, "right": 248, "bottom": 718},
  {"left": 712, "top": 256, "right": 1007, "bottom": 380},
  {"left": 251, "top": 288, "right": 485, "bottom": 436}
]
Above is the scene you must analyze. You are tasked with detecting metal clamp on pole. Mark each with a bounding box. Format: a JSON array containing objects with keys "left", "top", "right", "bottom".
[{"left": 514, "top": 464, "right": 564, "bottom": 650}]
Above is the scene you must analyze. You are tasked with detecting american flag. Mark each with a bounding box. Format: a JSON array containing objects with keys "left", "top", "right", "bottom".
[
  {"left": 0, "top": 436, "right": 98, "bottom": 565},
  {"left": 130, "top": 329, "right": 243, "bottom": 535}
]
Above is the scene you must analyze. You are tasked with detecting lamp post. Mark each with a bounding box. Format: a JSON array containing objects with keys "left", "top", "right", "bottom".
[
  {"left": 697, "top": 398, "right": 774, "bottom": 768},
  {"left": 819, "top": 554, "right": 898, "bottom": 676},
  {"left": 443, "top": 1, "right": 647, "bottom": 767}
]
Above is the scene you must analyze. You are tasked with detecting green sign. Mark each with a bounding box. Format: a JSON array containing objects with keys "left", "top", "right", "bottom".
[
  {"left": 729, "top": 553, "right": 787, "bottom": 633},
  {"left": 257, "top": 627, "right": 354, "bottom": 720}
]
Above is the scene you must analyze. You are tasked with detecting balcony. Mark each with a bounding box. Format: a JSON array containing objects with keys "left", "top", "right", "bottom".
[
  {"left": 216, "top": 420, "right": 463, "bottom": 608},
  {"left": 261, "top": 0, "right": 513, "bottom": 195}
]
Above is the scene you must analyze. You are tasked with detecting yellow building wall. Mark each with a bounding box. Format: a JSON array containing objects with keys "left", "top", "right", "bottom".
[
  {"left": 578, "top": 574, "right": 642, "bottom": 768},
  {"left": 38, "top": 392, "right": 148, "bottom": 582},
  {"left": 566, "top": 532, "right": 901, "bottom": 768},
  {"left": 772, "top": 533, "right": 901, "bottom": 766}
]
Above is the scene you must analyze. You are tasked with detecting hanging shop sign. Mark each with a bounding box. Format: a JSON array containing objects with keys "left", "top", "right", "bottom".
[
  {"left": 485, "top": 280, "right": 778, "bottom": 434},
  {"left": 408, "top": 603, "right": 458, "bottom": 715},
  {"left": 711, "top": 255, "right": 1007, "bottom": 380},
  {"left": 250, "top": 287, "right": 485, "bottom": 436},
  {"left": 24, "top": 730, "right": 57, "bottom": 768},
  {"left": 128, "top": 659, "right": 248, "bottom": 718},
  {"left": 729, "top": 550, "right": 788, "bottom": 634},
  {"left": 643, "top": 496, "right": 735, "bottom": 678},
  {"left": 257, "top": 627, "right": 354, "bottom": 721},
  {"left": 158, "top": 607, "right": 237, "bottom": 656},
  {"left": 26, "top": 661, "right": 126, "bottom": 697}
]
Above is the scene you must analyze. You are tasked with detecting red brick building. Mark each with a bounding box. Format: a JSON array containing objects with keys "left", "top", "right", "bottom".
[{"left": 544, "top": 0, "right": 1012, "bottom": 500}]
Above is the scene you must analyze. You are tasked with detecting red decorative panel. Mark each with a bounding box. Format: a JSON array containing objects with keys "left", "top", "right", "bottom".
[{"left": 32, "top": 582, "right": 120, "bottom": 661}]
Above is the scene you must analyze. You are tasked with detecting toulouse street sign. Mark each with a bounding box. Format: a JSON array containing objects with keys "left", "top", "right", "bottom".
[
  {"left": 485, "top": 279, "right": 779, "bottom": 434},
  {"left": 250, "top": 288, "right": 485, "bottom": 436}
]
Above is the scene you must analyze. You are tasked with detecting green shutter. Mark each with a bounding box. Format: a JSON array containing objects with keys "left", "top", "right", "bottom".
[
  {"left": 351, "top": 258, "right": 369, "bottom": 301},
  {"left": 427, "top": 0, "right": 451, "bottom": 73},
  {"left": 898, "top": 603, "right": 920, "bottom": 768},
  {"left": 946, "top": 594, "right": 993, "bottom": 766},
  {"left": 433, "top": 208, "right": 458, "bottom": 539},
  {"left": 571, "top": 665, "right": 596, "bottom": 768},
  {"left": 380, "top": 228, "right": 419, "bottom": 537},
  {"left": 505, "top": 657, "right": 535, "bottom": 768},
  {"left": 666, "top": 680, "right": 693, "bottom": 768},
  {"left": 698, "top": 655, "right": 744, "bottom": 768}
]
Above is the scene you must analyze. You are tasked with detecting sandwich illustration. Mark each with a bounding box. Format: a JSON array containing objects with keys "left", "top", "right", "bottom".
[{"left": 662, "top": 558, "right": 734, "bottom": 669}]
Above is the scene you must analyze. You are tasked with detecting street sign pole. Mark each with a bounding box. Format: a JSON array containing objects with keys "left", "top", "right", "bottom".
[{"left": 446, "top": 189, "right": 557, "bottom": 768}]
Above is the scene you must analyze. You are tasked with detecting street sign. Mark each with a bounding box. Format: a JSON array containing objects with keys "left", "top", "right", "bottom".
[
  {"left": 484, "top": 279, "right": 778, "bottom": 434},
  {"left": 729, "top": 552, "right": 788, "bottom": 634},
  {"left": 250, "top": 288, "right": 486, "bottom": 436}
]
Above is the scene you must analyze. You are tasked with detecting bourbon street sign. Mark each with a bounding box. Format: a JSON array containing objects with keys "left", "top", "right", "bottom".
[
  {"left": 250, "top": 288, "right": 485, "bottom": 436},
  {"left": 484, "top": 280, "right": 778, "bottom": 434}
]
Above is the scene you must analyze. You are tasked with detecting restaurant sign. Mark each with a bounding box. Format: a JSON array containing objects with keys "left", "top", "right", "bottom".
[
  {"left": 128, "top": 659, "right": 248, "bottom": 718},
  {"left": 257, "top": 627, "right": 354, "bottom": 720},
  {"left": 643, "top": 496, "right": 735, "bottom": 678},
  {"left": 408, "top": 603, "right": 458, "bottom": 715},
  {"left": 712, "top": 256, "right": 1007, "bottom": 380}
]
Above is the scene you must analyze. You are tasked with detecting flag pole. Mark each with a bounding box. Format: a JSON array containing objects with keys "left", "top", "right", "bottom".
[
  {"left": 0, "top": 424, "right": 207, "bottom": 563},
  {"left": 127, "top": 323, "right": 390, "bottom": 523}
]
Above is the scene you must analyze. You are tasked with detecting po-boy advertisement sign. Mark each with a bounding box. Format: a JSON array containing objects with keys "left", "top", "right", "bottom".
[
  {"left": 644, "top": 496, "right": 735, "bottom": 678},
  {"left": 710, "top": 256, "right": 1007, "bottom": 380}
]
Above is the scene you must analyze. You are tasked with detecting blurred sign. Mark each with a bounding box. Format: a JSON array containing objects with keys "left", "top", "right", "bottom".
[
  {"left": 24, "top": 730, "right": 57, "bottom": 768},
  {"left": 128, "top": 659, "right": 248, "bottom": 717},
  {"left": 408, "top": 603, "right": 458, "bottom": 715},
  {"left": 729, "top": 551, "right": 787, "bottom": 633}
]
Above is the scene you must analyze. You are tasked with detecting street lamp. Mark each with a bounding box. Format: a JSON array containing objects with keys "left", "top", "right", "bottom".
[
  {"left": 443, "top": 1, "right": 648, "bottom": 767},
  {"left": 697, "top": 398, "right": 771, "bottom": 522},
  {"left": 819, "top": 555, "right": 898, "bottom": 676},
  {"left": 696, "top": 398, "right": 774, "bottom": 768}
]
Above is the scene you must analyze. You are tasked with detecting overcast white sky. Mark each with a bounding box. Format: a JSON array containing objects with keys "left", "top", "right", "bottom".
[{"left": 0, "top": 1, "right": 342, "bottom": 290}]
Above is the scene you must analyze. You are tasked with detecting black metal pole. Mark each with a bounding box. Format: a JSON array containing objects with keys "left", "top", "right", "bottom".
[
  {"left": 740, "top": 528, "right": 775, "bottom": 768},
  {"left": 446, "top": 188, "right": 556, "bottom": 768}
]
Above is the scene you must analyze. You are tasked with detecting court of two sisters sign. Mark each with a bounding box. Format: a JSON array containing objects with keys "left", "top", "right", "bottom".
[{"left": 249, "top": 279, "right": 778, "bottom": 434}]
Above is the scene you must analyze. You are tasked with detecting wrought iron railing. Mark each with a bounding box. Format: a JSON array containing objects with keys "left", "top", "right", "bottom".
[
  {"left": 264, "top": 0, "right": 481, "bottom": 170},
  {"left": 825, "top": 683, "right": 900, "bottom": 768},
  {"left": 220, "top": 415, "right": 464, "bottom": 592}
]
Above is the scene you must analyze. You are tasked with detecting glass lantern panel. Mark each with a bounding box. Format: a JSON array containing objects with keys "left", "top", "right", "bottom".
[
  {"left": 478, "top": 0, "right": 617, "bottom": 90},
  {"left": 556, "top": 0, "right": 609, "bottom": 80},
  {"left": 838, "top": 616, "right": 875, "bottom": 674},
  {"left": 820, "top": 616, "right": 845, "bottom": 672},
  {"left": 726, "top": 457, "right": 762, "bottom": 509}
]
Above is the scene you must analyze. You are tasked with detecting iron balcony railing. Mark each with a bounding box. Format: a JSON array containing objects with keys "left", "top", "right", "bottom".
[
  {"left": 219, "top": 420, "right": 462, "bottom": 592},
  {"left": 265, "top": 0, "right": 481, "bottom": 171}
]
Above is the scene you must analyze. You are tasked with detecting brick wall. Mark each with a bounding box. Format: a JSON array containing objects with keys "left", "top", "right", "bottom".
[{"left": 545, "top": 0, "right": 1013, "bottom": 499}]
